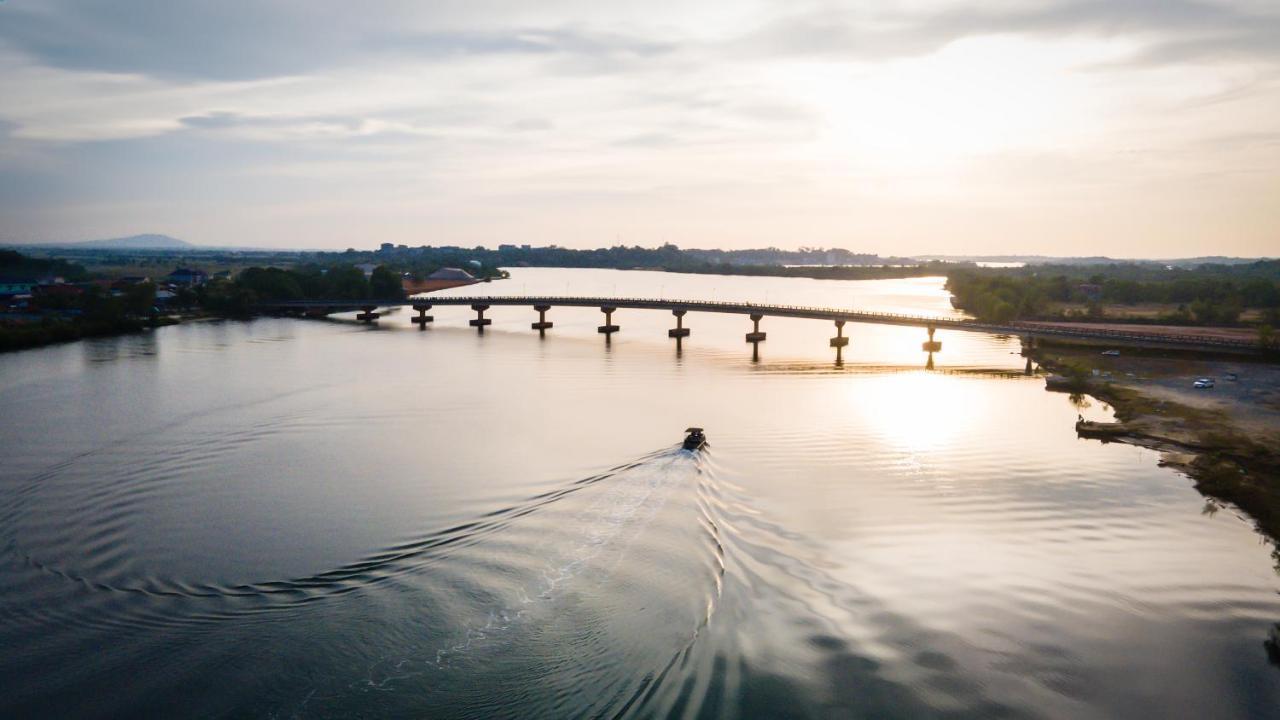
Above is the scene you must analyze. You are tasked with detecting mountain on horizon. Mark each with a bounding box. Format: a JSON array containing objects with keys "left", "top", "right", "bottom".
[{"left": 67, "top": 233, "right": 192, "bottom": 249}]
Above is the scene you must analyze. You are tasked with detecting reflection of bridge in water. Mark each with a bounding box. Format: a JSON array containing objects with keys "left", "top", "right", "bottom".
[{"left": 259, "top": 295, "right": 1263, "bottom": 364}]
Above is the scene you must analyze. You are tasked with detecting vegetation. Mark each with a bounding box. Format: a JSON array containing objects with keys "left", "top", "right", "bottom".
[
  {"left": 0, "top": 249, "right": 89, "bottom": 282},
  {"left": 947, "top": 261, "right": 1280, "bottom": 325},
  {"left": 665, "top": 260, "right": 958, "bottom": 281},
  {"left": 8, "top": 241, "right": 1280, "bottom": 352},
  {"left": 329, "top": 243, "right": 939, "bottom": 282},
  {"left": 1260, "top": 325, "right": 1279, "bottom": 355},
  {"left": 197, "top": 264, "right": 407, "bottom": 316},
  {"left": 356, "top": 242, "right": 907, "bottom": 273},
  {"left": 0, "top": 282, "right": 161, "bottom": 352}
]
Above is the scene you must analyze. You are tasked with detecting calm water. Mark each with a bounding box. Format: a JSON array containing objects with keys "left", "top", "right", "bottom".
[{"left": 1, "top": 269, "right": 1277, "bottom": 718}]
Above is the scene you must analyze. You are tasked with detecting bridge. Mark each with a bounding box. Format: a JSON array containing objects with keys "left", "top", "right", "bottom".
[{"left": 257, "top": 295, "right": 1264, "bottom": 358}]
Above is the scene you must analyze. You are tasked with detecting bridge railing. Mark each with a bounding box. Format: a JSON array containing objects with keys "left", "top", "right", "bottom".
[
  {"left": 259, "top": 295, "right": 1261, "bottom": 349},
  {"left": 426, "top": 295, "right": 965, "bottom": 323}
]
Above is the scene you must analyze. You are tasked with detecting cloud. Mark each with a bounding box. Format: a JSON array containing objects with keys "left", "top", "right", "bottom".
[
  {"left": 0, "top": 1, "right": 679, "bottom": 81},
  {"left": 737, "top": 0, "right": 1280, "bottom": 66},
  {"left": 0, "top": 1, "right": 1277, "bottom": 254}
]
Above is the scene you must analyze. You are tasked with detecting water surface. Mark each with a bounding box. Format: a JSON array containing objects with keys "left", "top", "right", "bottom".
[{"left": 1, "top": 269, "right": 1277, "bottom": 718}]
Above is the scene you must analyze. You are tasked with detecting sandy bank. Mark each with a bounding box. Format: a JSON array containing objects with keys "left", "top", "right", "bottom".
[{"left": 1036, "top": 347, "right": 1280, "bottom": 549}]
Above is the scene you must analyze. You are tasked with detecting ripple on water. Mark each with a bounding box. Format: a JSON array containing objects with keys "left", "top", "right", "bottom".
[{"left": 1, "top": 444, "right": 738, "bottom": 717}]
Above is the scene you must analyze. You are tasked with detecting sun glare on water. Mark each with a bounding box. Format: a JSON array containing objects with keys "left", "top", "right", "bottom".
[{"left": 851, "top": 371, "right": 987, "bottom": 455}]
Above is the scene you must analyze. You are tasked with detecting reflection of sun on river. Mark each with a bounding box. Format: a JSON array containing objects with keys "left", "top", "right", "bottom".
[{"left": 853, "top": 371, "right": 984, "bottom": 454}]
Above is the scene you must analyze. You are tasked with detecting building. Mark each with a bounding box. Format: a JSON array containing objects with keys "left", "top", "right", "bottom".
[
  {"left": 379, "top": 243, "right": 395, "bottom": 252},
  {"left": 167, "top": 268, "right": 208, "bottom": 286},
  {"left": 402, "top": 267, "right": 481, "bottom": 295},
  {"left": 426, "top": 267, "right": 475, "bottom": 281},
  {"left": 33, "top": 283, "right": 84, "bottom": 300}
]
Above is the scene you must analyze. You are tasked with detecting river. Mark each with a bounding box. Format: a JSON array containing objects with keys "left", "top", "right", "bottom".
[{"left": 1, "top": 269, "right": 1277, "bottom": 718}]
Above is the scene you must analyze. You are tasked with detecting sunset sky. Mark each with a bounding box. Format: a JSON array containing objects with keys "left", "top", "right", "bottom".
[{"left": 1, "top": 1, "right": 1277, "bottom": 256}]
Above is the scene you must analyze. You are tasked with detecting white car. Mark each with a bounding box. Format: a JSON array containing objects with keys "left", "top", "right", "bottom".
[{"left": 1193, "top": 378, "right": 1214, "bottom": 389}]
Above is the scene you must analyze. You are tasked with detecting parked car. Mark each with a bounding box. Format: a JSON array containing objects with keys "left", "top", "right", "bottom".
[
  {"left": 1193, "top": 378, "right": 1215, "bottom": 389},
  {"left": 1224, "top": 372, "right": 1238, "bottom": 382}
]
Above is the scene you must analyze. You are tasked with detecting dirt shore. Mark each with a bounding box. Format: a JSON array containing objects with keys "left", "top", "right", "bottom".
[
  {"left": 1035, "top": 346, "right": 1280, "bottom": 551},
  {"left": 1019, "top": 321, "right": 1261, "bottom": 344}
]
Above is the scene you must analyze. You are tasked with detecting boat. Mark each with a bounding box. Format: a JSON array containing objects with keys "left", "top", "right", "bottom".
[
  {"left": 682, "top": 427, "right": 707, "bottom": 451},
  {"left": 1100, "top": 349, "right": 1120, "bottom": 356}
]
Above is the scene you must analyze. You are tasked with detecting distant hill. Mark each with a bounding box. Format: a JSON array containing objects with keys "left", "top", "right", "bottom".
[{"left": 69, "top": 234, "right": 192, "bottom": 249}]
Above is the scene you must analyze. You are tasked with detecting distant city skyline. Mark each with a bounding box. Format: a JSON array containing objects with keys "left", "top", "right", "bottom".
[{"left": 1, "top": 1, "right": 1277, "bottom": 256}]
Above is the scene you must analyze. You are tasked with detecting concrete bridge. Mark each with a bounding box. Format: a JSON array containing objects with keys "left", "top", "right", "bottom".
[{"left": 258, "top": 295, "right": 1264, "bottom": 358}]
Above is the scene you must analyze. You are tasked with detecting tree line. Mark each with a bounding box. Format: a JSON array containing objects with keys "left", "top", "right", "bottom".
[
  {"left": 947, "top": 263, "right": 1280, "bottom": 326},
  {"left": 198, "top": 264, "right": 404, "bottom": 315},
  {"left": 0, "top": 281, "right": 160, "bottom": 352}
]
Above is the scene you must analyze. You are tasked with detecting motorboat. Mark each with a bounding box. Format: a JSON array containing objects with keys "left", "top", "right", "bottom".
[{"left": 682, "top": 427, "right": 707, "bottom": 451}]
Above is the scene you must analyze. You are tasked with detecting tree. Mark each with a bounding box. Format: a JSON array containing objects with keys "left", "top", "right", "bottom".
[
  {"left": 1260, "top": 325, "right": 1278, "bottom": 352},
  {"left": 1190, "top": 298, "right": 1242, "bottom": 325},
  {"left": 323, "top": 265, "right": 370, "bottom": 299},
  {"left": 369, "top": 265, "right": 404, "bottom": 299},
  {"left": 81, "top": 286, "right": 124, "bottom": 324},
  {"left": 122, "top": 282, "right": 156, "bottom": 316},
  {"left": 989, "top": 300, "right": 1016, "bottom": 323},
  {"left": 199, "top": 278, "right": 257, "bottom": 316},
  {"left": 236, "top": 267, "right": 304, "bottom": 300}
]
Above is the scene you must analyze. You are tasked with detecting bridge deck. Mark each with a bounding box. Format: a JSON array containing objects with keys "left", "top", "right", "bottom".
[{"left": 258, "top": 295, "right": 1262, "bottom": 352}]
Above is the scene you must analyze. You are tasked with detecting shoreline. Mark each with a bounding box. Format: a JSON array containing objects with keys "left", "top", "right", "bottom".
[
  {"left": 1035, "top": 347, "right": 1280, "bottom": 554},
  {"left": 0, "top": 314, "right": 185, "bottom": 353}
]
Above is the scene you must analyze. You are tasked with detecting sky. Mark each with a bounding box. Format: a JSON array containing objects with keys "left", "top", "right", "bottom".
[{"left": 0, "top": 0, "right": 1277, "bottom": 256}]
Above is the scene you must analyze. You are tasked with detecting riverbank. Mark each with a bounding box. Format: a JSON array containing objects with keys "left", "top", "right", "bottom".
[
  {"left": 0, "top": 314, "right": 184, "bottom": 353},
  {"left": 1036, "top": 346, "right": 1280, "bottom": 550}
]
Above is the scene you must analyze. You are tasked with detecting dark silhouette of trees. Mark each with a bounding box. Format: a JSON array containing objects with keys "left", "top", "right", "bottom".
[{"left": 369, "top": 266, "right": 404, "bottom": 298}]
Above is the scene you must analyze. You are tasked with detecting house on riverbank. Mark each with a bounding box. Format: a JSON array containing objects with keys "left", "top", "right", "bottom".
[
  {"left": 167, "top": 268, "right": 208, "bottom": 286},
  {"left": 402, "top": 267, "right": 483, "bottom": 294}
]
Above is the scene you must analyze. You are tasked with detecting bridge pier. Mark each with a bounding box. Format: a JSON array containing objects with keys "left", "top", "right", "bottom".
[
  {"left": 830, "top": 320, "right": 850, "bottom": 365},
  {"left": 356, "top": 306, "right": 380, "bottom": 323},
  {"left": 598, "top": 307, "right": 619, "bottom": 335},
  {"left": 411, "top": 304, "right": 433, "bottom": 329},
  {"left": 745, "top": 314, "right": 766, "bottom": 362},
  {"left": 469, "top": 304, "right": 492, "bottom": 331},
  {"left": 745, "top": 314, "right": 766, "bottom": 343},
  {"left": 922, "top": 324, "right": 942, "bottom": 353},
  {"left": 531, "top": 304, "right": 553, "bottom": 336},
  {"left": 668, "top": 309, "right": 690, "bottom": 339}
]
